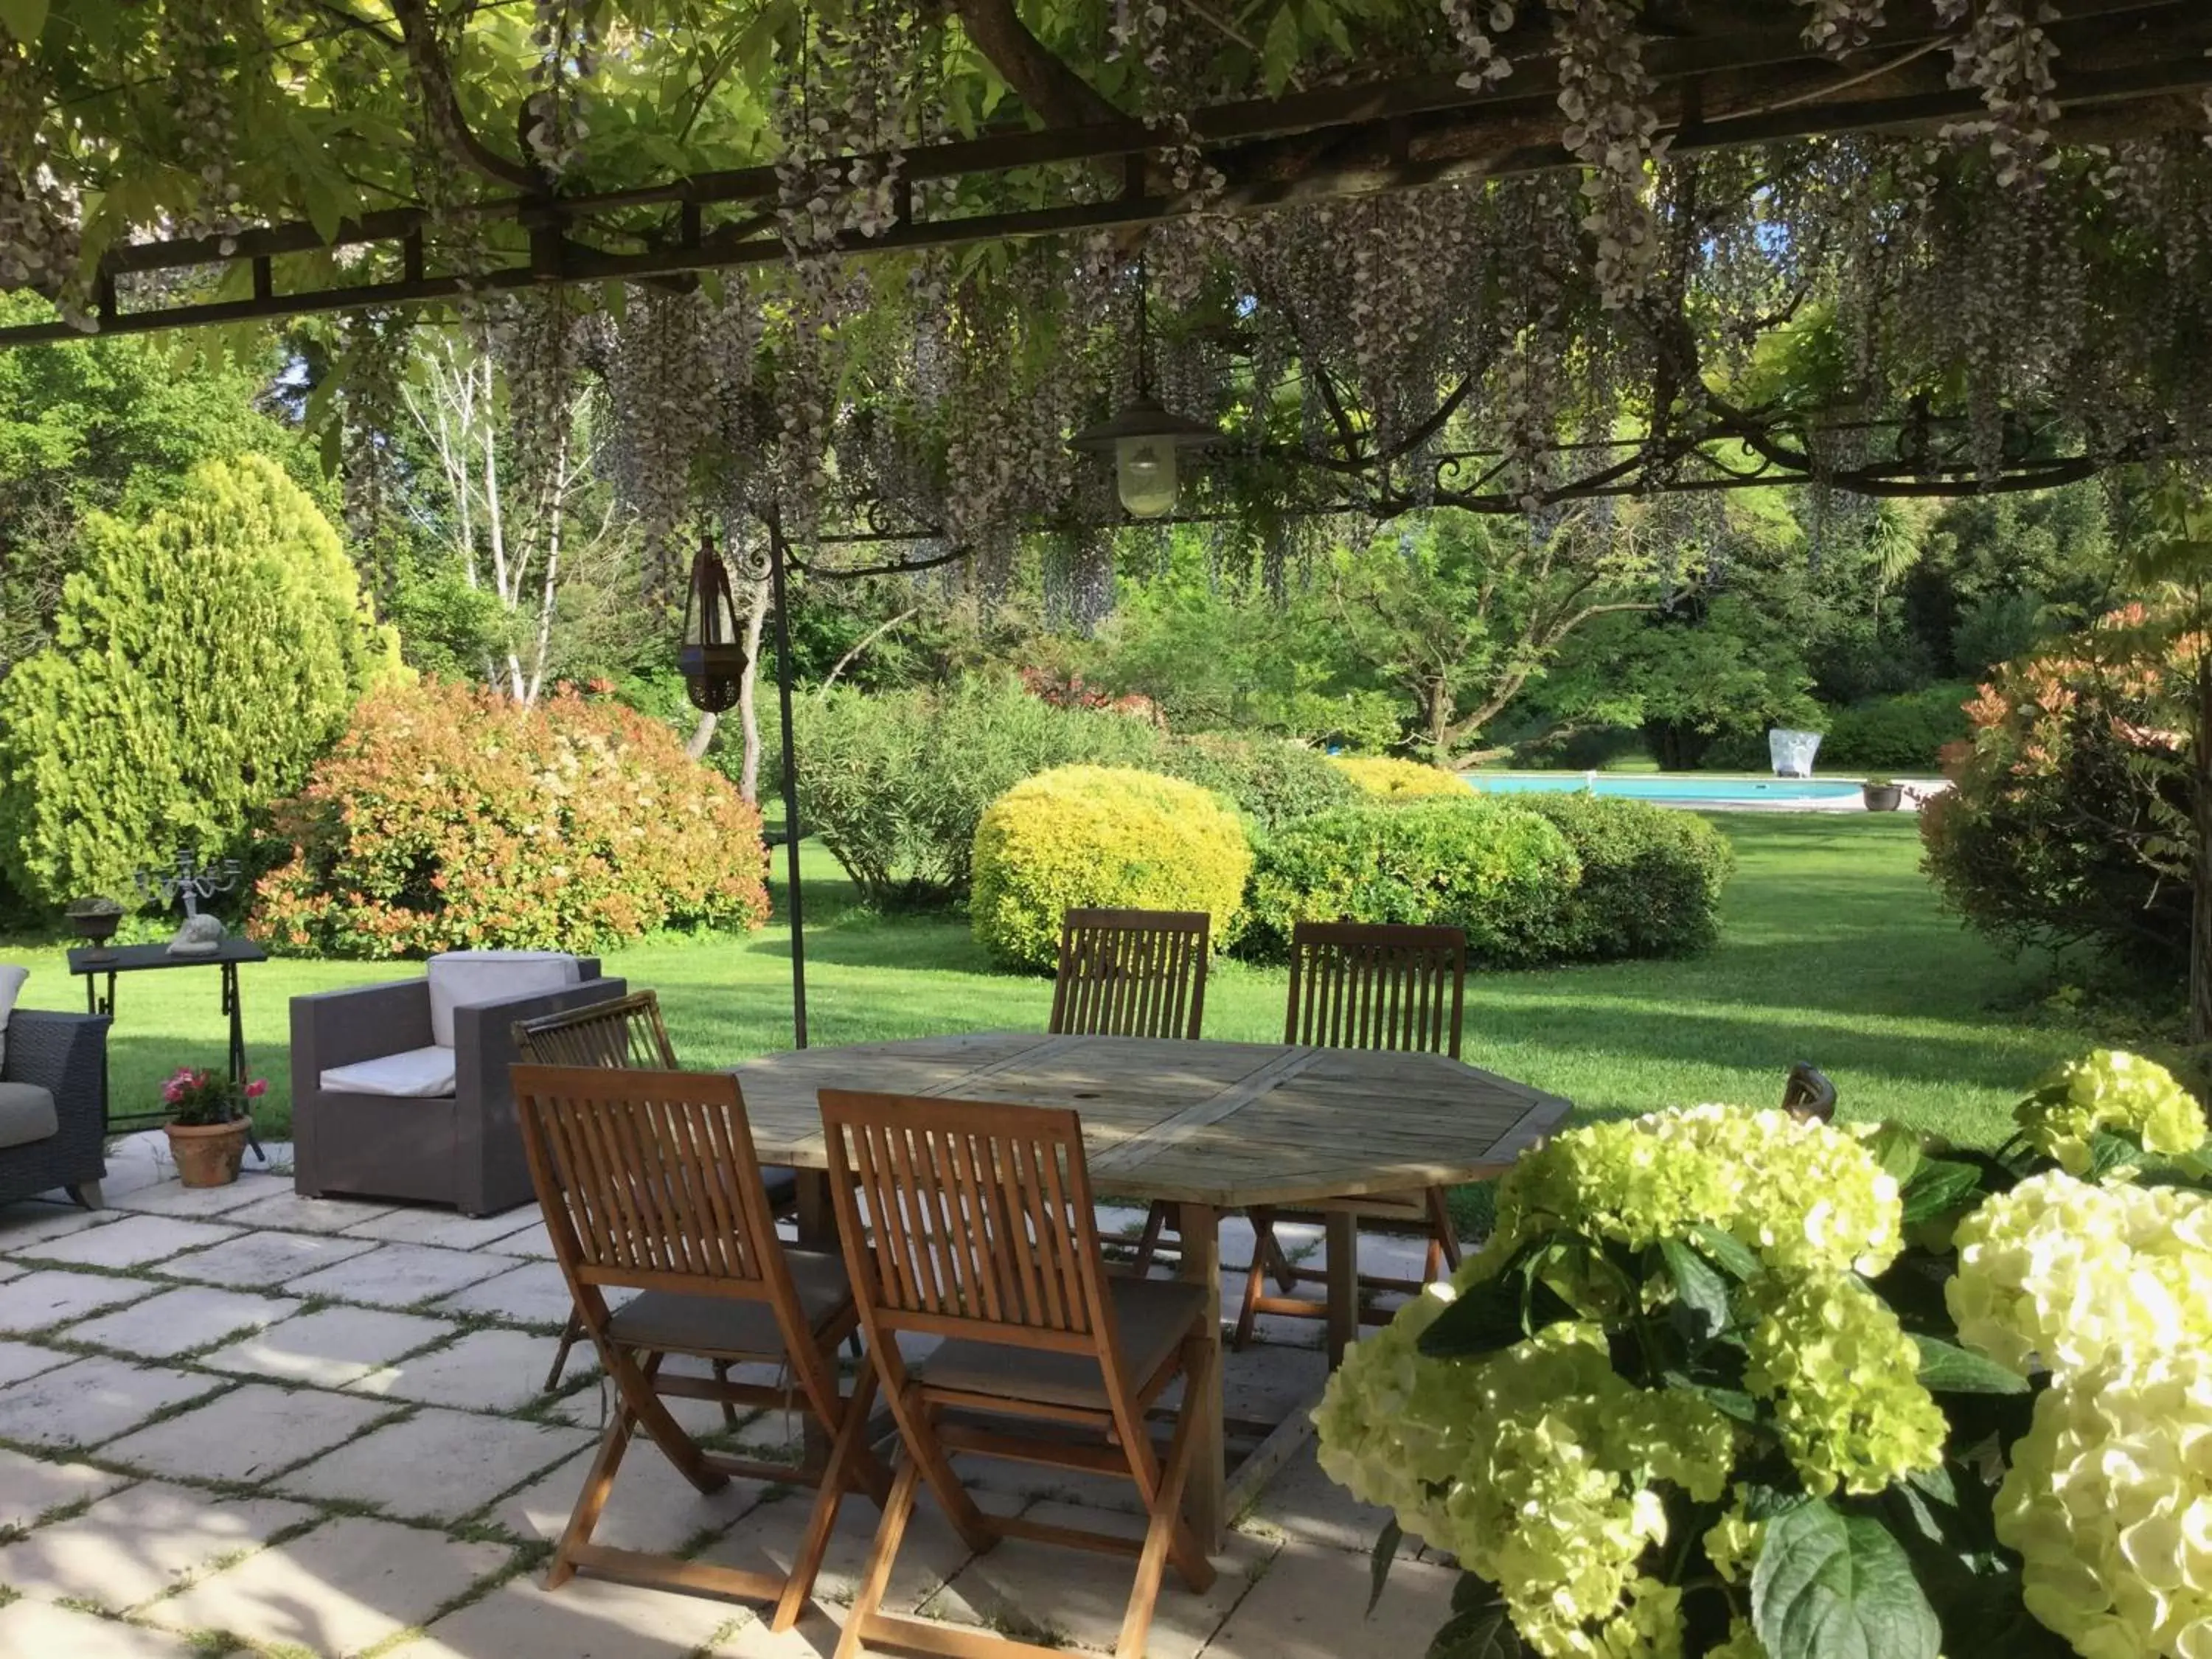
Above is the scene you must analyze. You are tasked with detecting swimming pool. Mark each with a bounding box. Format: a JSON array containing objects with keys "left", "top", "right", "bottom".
[{"left": 1466, "top": 772, "right": 1870, "bottom": 807}]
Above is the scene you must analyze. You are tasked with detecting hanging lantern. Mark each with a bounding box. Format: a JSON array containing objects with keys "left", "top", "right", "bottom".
[
  {"left": 1071, "top": 257, "right": 1217, "bottom": 519},
  {"left": 677, "top": 535, "right": 748, "bottom": 712}
]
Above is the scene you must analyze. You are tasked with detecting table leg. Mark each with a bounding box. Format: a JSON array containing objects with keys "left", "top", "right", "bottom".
[
  {"left": 1325, "top": 1211, "right": 1358, "bottom": 1371},
  {"left": 1175, "top": 1201, "right": 1224, "bottom": 1554},
  {"left": 222, "top": 964, "right": 265, "bottom": 1164},
  {"left": 793, "top": 1171, "right": 836, "bottom": 1250}
]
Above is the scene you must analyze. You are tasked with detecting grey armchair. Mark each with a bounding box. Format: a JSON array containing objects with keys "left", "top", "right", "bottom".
[
  {"left": 0, "top": 1010, "right": 112, "bottom": 1211},
  {"left": 291, "top": 957, "right": 624, "bottom": 1216}
]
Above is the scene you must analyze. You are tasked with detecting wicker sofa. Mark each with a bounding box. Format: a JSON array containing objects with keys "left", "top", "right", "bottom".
[
  {"left": 0, "top": 1010, "right": 113, "bottom": 1211},
  {"left": 291, "top": 954, "right": 625, "bottom": 1216}
]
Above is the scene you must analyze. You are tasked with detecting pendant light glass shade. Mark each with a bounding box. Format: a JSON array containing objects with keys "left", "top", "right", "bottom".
[{"left": 1114, "top": 434, "right": 1178, "bottom": 518}]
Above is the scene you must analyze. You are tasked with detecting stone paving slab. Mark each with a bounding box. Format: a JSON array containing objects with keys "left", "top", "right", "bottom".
[
  {"left": 60, "top": 1285, "right": 303, "bottom": 1361},
  {"left": 220, "top": 1191, "right": 400, "bottom": 1234},
  {"left": 142, "top": 1514, "right": 511, "bottom": 1658},
  {"left": 0, "top": 1268, "right": 160, "bottom": 1335},
  {"left": 109, "top": 1172, "right": 291, "bottom": 1217},
  {"left": 494, "top": 1439, "right": 776, "bottom": 1557},
  {"left": 0, "top": 1355, "right": 219, "bottom": 1450},
  {"left": 925, "top": 1498, "right": 1270, "bottom": 1659},
  {"left": 0, "top": 1200, "right": 114, "bottom": 1251},
  {"left": 277, "top": 1405, "right": 596, "bottom": 1522},
  {"left": 0, "top": 1337, "right": 72, "bottom": 1390},
  {"left": 487, "top": 1216, "right": 557, "bottom": 1258},
  {"left": 431, "top": 1258, "right": 583, "bottom": 1325},
  {"left": 702, "top": 1484, "right": 1027, "bottom": 1615},
  {"left": 0, "top": 1444, "right": 132, "bottom": 1531},
  {"left": 102, "top": 1380, "right": 395, "bottom": 1487},
  {"left": 0, "top": 1259, "right": 21, "bottom": 1283},
  {"left": 341, "top": 1203, "right": 546, "bottom": 1251},
  {"left": 0, "top": 1479, "right": 317, "bottom": 1610},
  {"left": 0, "top": 1599, "right": 198, "bottom": 1658},
  {"left": 1206, "top": 1535, "right": 1456, "bottom": 1657},
  {"left": 1239, "top": 1441, "right": 1409, "bottom": 1557},
  {"left": 18, "top": 1213, "right": 243, "bottom": 1270},
  {"left": 397, "top": 1566, "right": 742, "bottom": 1659},
  {"left": 155, "top": 1226, "right": 380, "bottom": 1288},
  {"left": 286, "top": 1240, "right": 517, "bottom": 1309},
  {"left": 200, "top": 1305, "right": 457, "bottom": 1387},
  {"left": 346, "top": 1326, "right": 567, "bottom": 1414}
]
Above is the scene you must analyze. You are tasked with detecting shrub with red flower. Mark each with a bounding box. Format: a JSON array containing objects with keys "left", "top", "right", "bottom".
[
  {"left": 1017, "top": 667, "right": 1164, "bottom": 726},
  {"left": 163, "top": 1067, "right": 264, "bottom": 1127},
  {"left": 1921, "top": 606, "right": 2195, "bottom": 978},
  {"left": 250, "top": 681, "right": 770, "bottom": 957}
]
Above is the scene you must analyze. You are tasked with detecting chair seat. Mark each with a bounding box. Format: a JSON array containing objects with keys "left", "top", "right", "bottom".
[
  {"left": 0, "top": 1082, "right": 57, "bottom": 1150},
  {"left": 918, "top": 1276, "right": 1208, "bottom": 1411},
  {"left": 319, "top": 1045, "right": 457, "bottom": 1099},
  {"left": 604, "top": 1249, "right": 851, "bottom": 1358}
]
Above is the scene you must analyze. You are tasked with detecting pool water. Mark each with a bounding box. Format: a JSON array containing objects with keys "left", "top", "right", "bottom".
[{"left": 1467, "top": 773, "right": 1866, "bottom": 805}]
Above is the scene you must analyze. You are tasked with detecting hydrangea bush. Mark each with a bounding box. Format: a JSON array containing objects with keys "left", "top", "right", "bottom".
[{"left": 1322, "top": 1048, "right": 2212, "bottom": 1659}]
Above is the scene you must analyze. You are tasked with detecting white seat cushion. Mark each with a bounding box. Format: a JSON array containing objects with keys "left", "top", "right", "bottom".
[
  {"left": 425, "top": 951, "right": 580, "bottom": 1048},
  {"left": 0, "top": 1082, "right": 56, "bottom": 1150},
  {"left": 0, "top": 963, "right": 24, "bottom": 1074},
  {"left": 321, "top": 1046, "right": 458, "bottom": 1099}
]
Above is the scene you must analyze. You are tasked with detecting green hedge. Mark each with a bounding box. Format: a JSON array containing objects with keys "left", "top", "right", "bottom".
[
  {"left": 1518, "top": 794, "right": 1733, "bottom": 959},
  {"left": 1153, "top": 733, "right": 1363, "bottom": 832},
  {"left": 1816, "top": 684, "right": 1973, "bottom": 773},
  {"left": 1242, "top": 797, "right": 1581, "bottom": 967},
  {"left": 971, "top": 766, "right": 1252, "bottom": 970}
]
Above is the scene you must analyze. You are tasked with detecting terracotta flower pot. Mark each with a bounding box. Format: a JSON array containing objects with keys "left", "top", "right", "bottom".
[{"left": 166, "top": 1119, "right": 248, "bottom": 1188}]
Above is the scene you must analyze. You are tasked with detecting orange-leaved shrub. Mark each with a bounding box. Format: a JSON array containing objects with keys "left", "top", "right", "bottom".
[{"left": 251, "top": 681, "right": 768, "bottom": 956}]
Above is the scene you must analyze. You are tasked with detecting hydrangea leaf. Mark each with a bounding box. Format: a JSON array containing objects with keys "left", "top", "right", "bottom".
[
  {"left": 1426, "top": 1606, "right": 1523, "bottom": 1658},
  {"left": 1693, "top": 1222, "right": 1765, "bottom": 1281},
  {"left": 1368, "top": 1517, "right": 1401, "bottom": 1615},
  {"left": 1912, "top": 1334, "right": 2030, "bottom": 1395},
  {"left": 1899, "top": 1159, "right": 1984, "bottom": 1225},
  {"left": 1751, "top": 1499, "right": 1941, "bottom": 1659},
  {"left": 1660, "top": 1236, "right": 1733, "bottom": 1343}
]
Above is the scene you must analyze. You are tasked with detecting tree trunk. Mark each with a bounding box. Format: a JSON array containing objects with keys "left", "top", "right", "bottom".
[
  {"left": 734, "top": 577, "right": 771, "bottom": 804},
  {"left": 2193, "top": 649, "right": 2212, "bottom": 1044},
  {"left": 684, "top": 710, "right": 718, "bottom": 762}
]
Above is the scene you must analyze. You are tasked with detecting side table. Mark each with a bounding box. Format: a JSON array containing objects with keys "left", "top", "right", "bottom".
[{"left": 68, "top": 939, "right": 269, "bottom": 1161}]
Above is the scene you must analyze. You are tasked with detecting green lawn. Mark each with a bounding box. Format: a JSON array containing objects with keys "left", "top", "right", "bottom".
[{"left": 3, "top": 813, "right": 2082, "bottom": 1152}]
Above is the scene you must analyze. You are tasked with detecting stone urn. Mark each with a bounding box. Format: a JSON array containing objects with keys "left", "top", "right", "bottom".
[
  {"left": 1861, "top": 779, "right": 1905, "bottom": 812},
  {"left": 165, "top": 1119, "right": 248, "bottom": 1188}
]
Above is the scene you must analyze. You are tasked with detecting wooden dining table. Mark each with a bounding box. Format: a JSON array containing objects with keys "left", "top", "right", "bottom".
[{"left": 729, "top": 1029, "right": 1571, "bottom": 1551}]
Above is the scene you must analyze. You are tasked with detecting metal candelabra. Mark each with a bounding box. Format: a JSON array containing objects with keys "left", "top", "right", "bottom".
[{"left": 133, "top": 847, "right": 241, "bottom": 919}]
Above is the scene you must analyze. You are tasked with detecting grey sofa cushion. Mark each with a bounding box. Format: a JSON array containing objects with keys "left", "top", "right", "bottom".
[{"left": 0, "top": 1081, "right": 58, "bottom": 1150}]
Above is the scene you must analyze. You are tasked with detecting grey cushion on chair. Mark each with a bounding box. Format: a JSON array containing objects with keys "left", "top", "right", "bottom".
[
  {"left": 0, "top": 1082, "right": 58, "bottom": 1150},
  {"left": 917, "top": 1277, "right": 1209, "bottom": 1411},
  {"left": 603, "top": 1251, "right": 852, "bottom": 1357}
]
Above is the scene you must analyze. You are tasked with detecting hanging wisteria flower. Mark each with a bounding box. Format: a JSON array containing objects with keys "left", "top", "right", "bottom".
[
  {"left": 1949, "top": 1172, "right": 2212, "bottom": 1381},
  {"left": 2015, "top": 1048, "right": 2206, "bottom": 1175},
  {"left": 1741, "top": 1271, "right": 1947, "bottom": 1495},
  {"left": 1478, "top": 1105, "right": 1904, "bottom": 1285},
  {"left": 1997, "top": 1349, "right": 2212, "bottom": 1659}
]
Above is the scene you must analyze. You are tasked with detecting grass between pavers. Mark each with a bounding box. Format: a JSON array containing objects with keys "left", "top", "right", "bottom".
[{"left": 3, "top": 815, "right": 2083, "bottom": 1153}]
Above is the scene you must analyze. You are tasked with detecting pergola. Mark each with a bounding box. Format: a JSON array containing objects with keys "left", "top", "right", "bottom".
[{"left": 4, "top": 0, "right": 2211, "bottom": 1040}]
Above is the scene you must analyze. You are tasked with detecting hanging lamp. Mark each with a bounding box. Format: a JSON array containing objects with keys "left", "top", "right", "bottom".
[
  {"left": 1071, "top": 256, "right": 1217, "bottom": 519},
  {"left": 677, "top": 534, "right": 748, "bottom": 712}
]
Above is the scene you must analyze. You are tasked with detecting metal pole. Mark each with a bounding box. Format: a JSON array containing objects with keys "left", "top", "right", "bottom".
[{"left": 766, "top": 517, "right": 810, "bottom": 1050}]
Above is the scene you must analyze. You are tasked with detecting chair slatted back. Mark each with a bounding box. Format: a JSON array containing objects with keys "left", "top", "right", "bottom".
[
  {"left": 1285, "top": 921, "right": 1467, "bottom": 1058},
  {"left": 821, "top": 1090, "right": 1110, "bottom": 1355},
  {"left": 513, "top": 990, "right": 679, "bottom": 1071},
  {"left": 512, "top": 1065, "right": 785, "bottom": 1300},
  {"left": 1048, "top": 909, "right": 1210, "bottom": 1043}
]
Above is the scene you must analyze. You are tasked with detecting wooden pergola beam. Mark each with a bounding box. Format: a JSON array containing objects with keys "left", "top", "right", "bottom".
[{"left": 0, "top": 0, "right": 2202, "bottom": 348}]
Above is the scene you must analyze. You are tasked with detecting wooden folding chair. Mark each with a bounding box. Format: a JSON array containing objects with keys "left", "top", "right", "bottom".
[
  {"left": 1237, "top": 922, "right": 1471, "bottom": 1363},
  {"left": 1046, "top": 909, "right": 1210, "bottom": 1279},
  {"left": 514, "top": 992, "right": 797, "bottom": 1389},
  {"left": 820, "top": 1088, "right": 1217, "bottom": 1659},
  {"left": 512, "top": 1064, "right": 890, "bottom": 1630}
]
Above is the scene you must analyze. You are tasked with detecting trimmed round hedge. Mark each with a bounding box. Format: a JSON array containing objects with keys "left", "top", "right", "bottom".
[
  {"left": 1517, "top": 793, "right": 1734, "bottom": 959},
  {"left": 970, "top": 765, "right": 1253, "bottom": 970},
  {"left": 1328, "top": 755, "right": 1468, "bottom": 799},
  {"left": 1156, "top": 733, "right": 1363, "bottom": 832},
  {"left": 1243, "top": 796, "right": 1582, "bottom": 967}
]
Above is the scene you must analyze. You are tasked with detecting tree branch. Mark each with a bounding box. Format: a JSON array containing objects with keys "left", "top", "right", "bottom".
[
  {"left": 386, "top": 0, "right": 545, "bottom": 192},
  {"left": 946, "top": 0, "right": 1121, "bottom": 128}
]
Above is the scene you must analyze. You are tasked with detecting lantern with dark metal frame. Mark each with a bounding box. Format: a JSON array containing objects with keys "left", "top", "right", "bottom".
[
  {"left": 1071, "top": 257, "right": 1218, "bottom": 518},
  {"left": 677, "top": 535, "right": 748, "bottom": 712}
]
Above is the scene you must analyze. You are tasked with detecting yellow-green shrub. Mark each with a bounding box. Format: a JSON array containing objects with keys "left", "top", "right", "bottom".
[
  {"left": 1329, "top": 755, "right": 1467, "bottom": 799},
  {"left": 971, "top": 766, "right": 1252, "bottom": 970}
]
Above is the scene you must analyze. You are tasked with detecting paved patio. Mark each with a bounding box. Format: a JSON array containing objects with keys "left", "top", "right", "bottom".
[{"left": 0, "top": 1134, "right": 1455, "bottom": 1658}]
